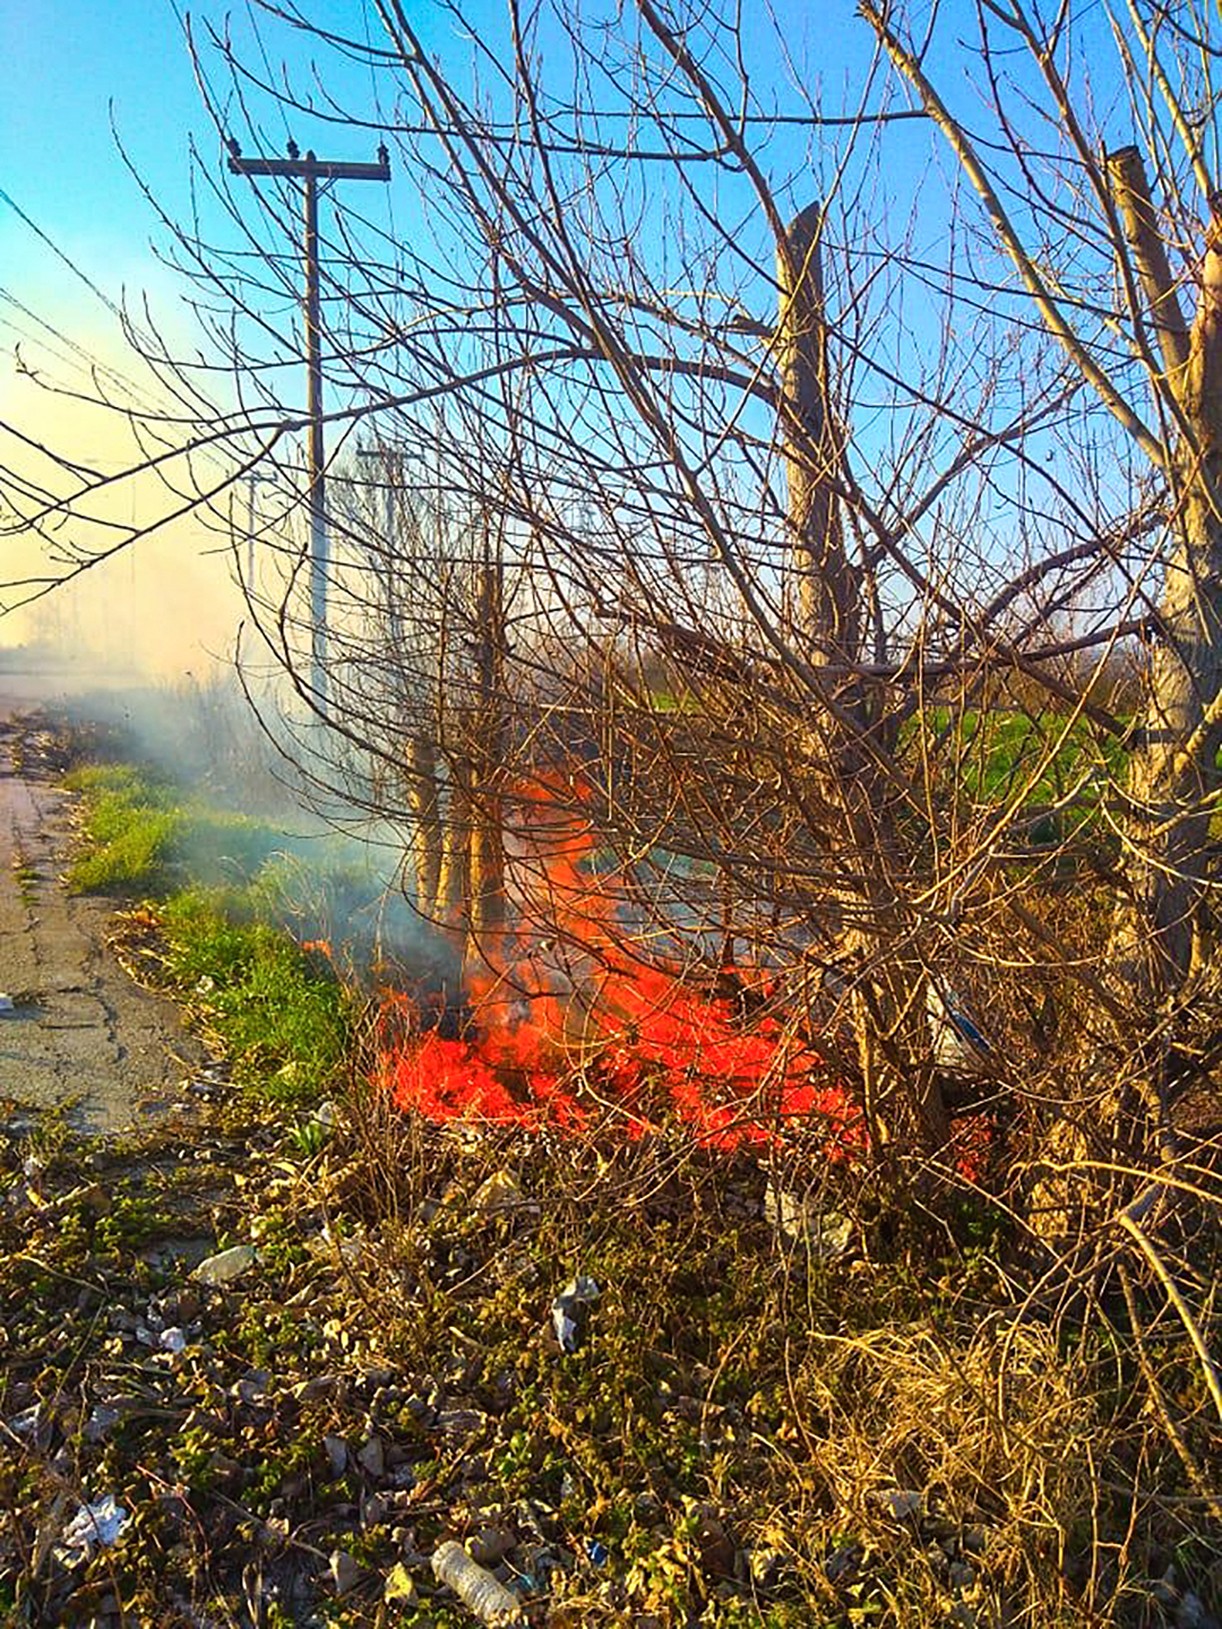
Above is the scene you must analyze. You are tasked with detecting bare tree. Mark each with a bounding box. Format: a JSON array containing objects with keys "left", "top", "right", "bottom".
[
  {"left": 6, "top": 0, "right": 1213, "bottom": 1180},
  {"left": 861, "top": 0, "right": 1222, "bottom": 1153}
]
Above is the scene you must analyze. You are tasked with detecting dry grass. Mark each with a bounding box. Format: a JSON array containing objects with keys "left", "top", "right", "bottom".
[{"left": 2, "top": 1061, "right": 1220, "bottom": 1626}]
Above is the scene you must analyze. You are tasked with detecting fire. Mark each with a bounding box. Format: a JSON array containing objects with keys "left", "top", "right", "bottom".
[{"left": 376, "top": 779, "right": 865, "bottom": 1155}]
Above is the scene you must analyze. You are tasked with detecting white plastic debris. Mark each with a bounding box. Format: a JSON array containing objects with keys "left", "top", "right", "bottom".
[
  {"left": 432, "top": 1540, "right": 525, "bottom": 1626},
  {"left": 550, "top": 1275, "right": 600, "bottom": 1353},
  {"left": 7, "top": 1403, "right": 43, "bottom": 1440},
  {"left": 159, "top": 1326, "right": 188, "bottom": 1354},
  {"left": 763, "top": 1184, "right": 852, "bottom": 1261},
  {"left": 53, "top": 1495, "right": 130, "bottom": 1568},
  {"left": 192, "top": 1244, "right": 257, "bottom": 1286},
  {"left": 0, "top": 993, "right": 15, "bottom": 1014}
]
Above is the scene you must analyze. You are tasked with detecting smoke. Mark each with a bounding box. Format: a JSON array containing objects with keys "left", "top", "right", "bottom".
[{"left": 1, "top": 312, "right": 247, "bottom": 682}]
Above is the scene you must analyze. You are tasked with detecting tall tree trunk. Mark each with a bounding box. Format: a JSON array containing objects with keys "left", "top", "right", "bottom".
[
  {"left": 777, "top": 202, "right": 948, "bottom": 1153},
  {"left": 776, "top": 202, "right": 861, "bottom": 667},
  {"left": 439, "top": 745, "right": 473, "bottom": 921},
  {"left": 466, "top": 548, "right": 507, "bottom": 965},
  {"left": 405, "top": 733, "right": 444, "bottom": 918},
  {"left": 1107, "top": 155, "right": 1222, "bottom": 1010}
]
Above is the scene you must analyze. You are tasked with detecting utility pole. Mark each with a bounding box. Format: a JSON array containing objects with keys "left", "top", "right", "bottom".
[{"left": 227, "top": 139, "right": 391, "bottom": 705}]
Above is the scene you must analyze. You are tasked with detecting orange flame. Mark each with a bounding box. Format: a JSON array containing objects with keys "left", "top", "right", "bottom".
[{"left": 376, "top": 778, "right": 866, "bottom": 1155}]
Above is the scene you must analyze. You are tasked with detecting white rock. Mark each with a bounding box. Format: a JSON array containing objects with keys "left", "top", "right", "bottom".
[
  {"left": 192, "top": 1245, "right": 258, "bottom": 1286},
  {"left": 764, "top": 1184, "right": 852, "bottom": 1260},
  {"left": 330, "top": 1548, "right": 362, "bottom": 1595}
]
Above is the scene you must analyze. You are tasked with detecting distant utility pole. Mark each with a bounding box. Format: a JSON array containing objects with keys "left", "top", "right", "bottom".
[{"left": 227, "top": 139, "right": 391, "bottom": 705}]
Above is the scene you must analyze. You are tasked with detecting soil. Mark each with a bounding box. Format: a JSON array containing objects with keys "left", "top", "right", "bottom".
[{"left": 0, "top": 701, "right": 206, "bottom": 1129}]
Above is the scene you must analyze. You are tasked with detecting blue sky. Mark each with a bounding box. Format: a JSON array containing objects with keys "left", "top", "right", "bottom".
[
  {"left": 2, "top": 2, "right": 198, "bottom": 313},
  {"left": 1, "top": 0, "right": 892, "bottom": 334},
  {"left": 0, "top": 0, "right": 1168, "bottom": 670}
]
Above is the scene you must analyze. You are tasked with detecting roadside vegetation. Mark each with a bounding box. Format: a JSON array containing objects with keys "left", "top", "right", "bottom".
[
  {"left": 64, "top": 755, "right": 352, "bottom": 1108},
  {"left": 8, "top": 0, "right": 1222, "bottom": 1620},
  {"left": 0, "top": 722, "right": 1219, "bottom": 1627}
]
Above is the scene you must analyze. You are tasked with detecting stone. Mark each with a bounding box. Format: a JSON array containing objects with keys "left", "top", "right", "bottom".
[
  {"left": 293, "top": 1373, "right": 342, "bottom": 1402},
  {"left": 207, "top": 1452, "right": 244, "bottom": 1486},
  {"left": 468, "top": 1524, "right": 516, "bottom": 1565},
  {"left": 763, "top": 1184, "right": 852, "bottom": 1259},
  {"left": 357, "top": 1436, "right": 386, "bottom": 1477},
  {"left": 192, "top": 1245, "right": 257, "bottom": 1286},
  {"left": 324, "top": 1436, "right": 349, "bottom": 1478},
  {"left": 874, "top": 1488, "right": 923, "bottom": 1521},
  {"left": 330, "top": 1548, "right": 363, "bottom": 1596}
]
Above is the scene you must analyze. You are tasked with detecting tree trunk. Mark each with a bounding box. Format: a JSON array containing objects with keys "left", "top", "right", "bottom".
[
  {"left": 1108, "top": 159, "right": 1222, "bottom": 1007},
  {"left": 777, "top": 202, "right": 948, "bottom": 1154},
  {"left": 776, "top": 203, "right": 861, "bottom": 666},
  {"left": 405, "top": 733, "right": 444, "bottom": 918},
  {"left": 466, "top": 551, "right": 508, "bottom": 962},
  {"left": 439, "top": 746, "right": 472, "bottom": 921}
]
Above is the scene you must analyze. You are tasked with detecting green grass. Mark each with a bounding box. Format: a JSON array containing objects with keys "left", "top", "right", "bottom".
[
  {"left": 924, "top": 707, "right": 1120, "bottom": 806},
  {"left": 63, "top": 762, "right": 288, "bottom": 895},
  {"left": 159, "top": 887, "right": 351, "bottom": 1103},
  {"left": 65, "top": 757, "right": 353, "bottom": 1107}
]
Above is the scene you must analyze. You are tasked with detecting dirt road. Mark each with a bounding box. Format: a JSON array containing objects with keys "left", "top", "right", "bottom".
[{"left": 0, "top": 700, "right": 204, "bottom": 1129}]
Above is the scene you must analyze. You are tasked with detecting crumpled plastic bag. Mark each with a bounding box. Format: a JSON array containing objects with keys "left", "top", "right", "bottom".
[
  {"left": 550, "top": 1275, "right": 600, "bottom": 1352},
  {"left": 53, "top": 1495, "right": 130, "bottom": 1568}
]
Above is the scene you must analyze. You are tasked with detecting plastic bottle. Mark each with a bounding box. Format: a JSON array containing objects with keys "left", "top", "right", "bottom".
[{"left": 431, "top": 1540, "right": 524, "bottom": 1626}]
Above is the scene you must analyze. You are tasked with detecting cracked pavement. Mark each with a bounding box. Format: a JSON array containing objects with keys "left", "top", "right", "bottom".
[{"left": 0, "top": 699, "right": 205, "bottom": 1129}]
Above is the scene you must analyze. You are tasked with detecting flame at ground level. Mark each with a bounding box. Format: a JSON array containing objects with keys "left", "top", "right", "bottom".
[
  {"left": 372, "top": 780, "right": 990, "bottom": 1175},
  {"left": 376, "top": 975, "right": 862, "bottom": 1154}
]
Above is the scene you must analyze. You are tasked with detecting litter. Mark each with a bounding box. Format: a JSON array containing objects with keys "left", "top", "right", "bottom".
[
  {"left": 550, "top": 1275, "right": 600, "bottom": 1353},
  {"left": 432, "top": 1539, "right": 525, "bottom": 1626},
  {"left": 53, "top": 1495, "right": 130, "bottom": 1569},
  {"left": 192, "top": 1244, "right": 258, "bottom": 1286}
]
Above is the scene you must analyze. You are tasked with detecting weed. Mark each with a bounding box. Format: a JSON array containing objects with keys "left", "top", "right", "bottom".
[
  {"left": 10, "top": 848, "right": 39, "bottom": 906},
  {"left": 287, "top": 1116, "right": 330, "bottom": 1159},
  {"left": 158, "top": 887, "right": 351, "bottom": 1103},
  {"left": 65, "top": 755, "right": 354, "bottom": 1109}
]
